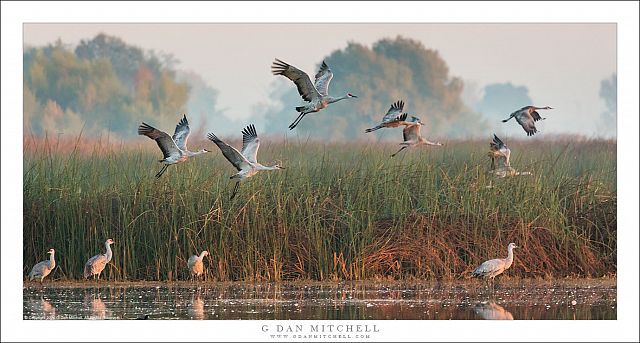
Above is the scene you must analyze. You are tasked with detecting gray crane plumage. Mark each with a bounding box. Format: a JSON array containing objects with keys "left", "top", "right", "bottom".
[
  {"left": 472, "top": 243, "right": 518, "bottom": 280},
  {"left": 28, "top": 248, "right": 56, "bottom": 282},
  {"left": 271, "top": 59, "right": 357, "bottom": 130},
  {"left": 502, "top": 106, "right": 553, "bottom": 136},
  {"left": 207, "top": 124, "right": 284, "bottom": 199},
  {"left": 486, "top": 135, "right": 532, "bottom": 178},
  {"left": 391, "top": 116, "right": 443, "bottom": 157},
  {"left": 84, "top": 239, "right": 114, "bottom": 280},
  {"left": 488, "top": 134, "right": 511, "bottom": 170},
  {"left": 138, "top": 115, "right": 208, "bottom": 178},
  {"left": 365, "top": 100, "right": 410, "bottom": 133}
]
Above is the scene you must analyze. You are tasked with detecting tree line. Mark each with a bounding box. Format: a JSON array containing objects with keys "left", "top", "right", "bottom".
[{"left": 24, "top": 34, "right": 191, "bottom": 138}]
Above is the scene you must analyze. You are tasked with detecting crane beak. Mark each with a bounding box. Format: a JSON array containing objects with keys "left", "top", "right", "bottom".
[{"left": 352, "top": 95, "right": 358, "bottom": 98}]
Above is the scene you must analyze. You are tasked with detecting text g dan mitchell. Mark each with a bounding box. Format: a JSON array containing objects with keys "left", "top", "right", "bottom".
[{"left": 262, "top": 324, "right": 380, "bottom": 334}]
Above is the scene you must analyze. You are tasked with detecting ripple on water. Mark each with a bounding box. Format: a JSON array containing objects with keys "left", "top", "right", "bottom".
[{"left": 22, "top": 280, "right": 617, "bottom": 320}]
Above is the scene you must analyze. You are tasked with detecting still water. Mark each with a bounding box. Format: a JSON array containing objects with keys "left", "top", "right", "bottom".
[{"left": 23, "top": 279, "right": 615, "bottom": 320}]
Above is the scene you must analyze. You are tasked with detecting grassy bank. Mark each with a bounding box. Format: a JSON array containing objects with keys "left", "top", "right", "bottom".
[{"left": 23, "top": 135, "right": 616, "bottom": 281}]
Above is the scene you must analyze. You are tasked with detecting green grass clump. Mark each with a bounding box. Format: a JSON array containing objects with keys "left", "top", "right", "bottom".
[{"left": 23, "top": 136, "right": 616, "bottom": 281}]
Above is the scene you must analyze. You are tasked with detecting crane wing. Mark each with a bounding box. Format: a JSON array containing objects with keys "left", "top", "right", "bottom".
[
  {"left": 515, "top": 112, "right": 537, "bottom": 136},
  {"left": 381, "top": 100, "right": 405, "bottom": 123},
  {"left": 313, "top": 61, "right": 334, "bottom": 97},
  {"left": 84, "top": 254, "right": 108, "bottom": 277},
  {"left": 490, "top": 134, "right": 506, "bottom": 151},
  {"left": 402, "top": 123, "right": 422, "bottom": 142},
  {"left": 240, "top": 124, "right": 260, "bottom": 164},
  {"left": 29, "top": 260, "right": 50, "bottom": 278},
  {"left": 206, "top": 132, "right": 252, "bottom": 171},
  {"left": 187, "top": 255, "right": 198, "bottom": 269},
  {"left": 138, "top": 123, "right": 183, "bottom": 159},
  {"left": 472, "top": 258, "right": 504, "bottom": 276},
  {"left": 271, "top": 59, "right": 321, "bottom": 102},
  {"left": 530, "top": 110, "right": 544, "bottom": 122},
  {"left": 172, "top": 114, "right": 190, "bottom": 151}
]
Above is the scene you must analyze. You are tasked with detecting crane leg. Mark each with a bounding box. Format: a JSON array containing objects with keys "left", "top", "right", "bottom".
[
  {"left": 230, "top": 182, "right": 239, "bottom": 200},
  {"left": 155, "top": 165, "right": 169, "bottom": 178},
  {"left": 391, "top": 146, "right": 407, "bottom": 157},
  {"left": 288, "top": 112, "right": 308, "bottom": 130}
]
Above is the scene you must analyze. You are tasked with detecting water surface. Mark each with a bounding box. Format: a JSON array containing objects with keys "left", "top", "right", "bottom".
[{"left": 23, "top": 279, "right": 616, "bottom": 320}]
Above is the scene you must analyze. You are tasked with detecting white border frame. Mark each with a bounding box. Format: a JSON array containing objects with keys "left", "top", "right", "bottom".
[{"left": 2, "top": 2, "right": 638, "bottom": 342}]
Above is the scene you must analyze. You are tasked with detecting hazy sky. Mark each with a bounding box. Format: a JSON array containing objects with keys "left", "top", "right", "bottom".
[{"left": 23, "top": 23, "right": 616, "bottom": 137}]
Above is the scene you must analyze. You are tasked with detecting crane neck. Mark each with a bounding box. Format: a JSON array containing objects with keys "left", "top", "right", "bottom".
[
  {"left": 49, "top": 252, "right": 56, "bottom": 268},
  {"left": 199, "top": 251, "right": 208, "bottom": 259},
  {"left": 187, "top": 150, "right": 207, "bottom": 157},
  {"left": 104, "top": 242, "right": 113, "bottom": 263},
  {"left": 328, "top": 95, "right": 349, "bottom": 104},
  {"left": 257, "top": 164, "right": 280, "bottom": 171},
  {"left": 505, "top": 245, "right": 515, "bottom": 268}
]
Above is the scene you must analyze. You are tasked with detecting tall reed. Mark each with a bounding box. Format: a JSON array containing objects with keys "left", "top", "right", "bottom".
[{"left": 23, "top": 136, "right": 616, "bottom": 281}]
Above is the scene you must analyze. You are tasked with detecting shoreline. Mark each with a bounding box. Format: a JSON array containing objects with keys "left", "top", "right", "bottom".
[{"left": 23, "top": 276, "right": 617, "bottom": 289}]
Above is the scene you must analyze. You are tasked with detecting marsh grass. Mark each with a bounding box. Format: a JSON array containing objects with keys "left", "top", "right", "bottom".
[{"left": 23, "top": 135, "right": 616, "bottom": 281}]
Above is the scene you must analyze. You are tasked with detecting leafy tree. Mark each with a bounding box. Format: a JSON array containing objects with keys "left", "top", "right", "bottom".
[{"left": 23, "top": 34, "right": 192, "bottom": 138}]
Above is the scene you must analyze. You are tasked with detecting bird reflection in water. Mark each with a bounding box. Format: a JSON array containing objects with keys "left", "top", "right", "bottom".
[
  {"left": 41, "top": 297, "right": 56, "bottom": 319},
  {"left": 84, "top": 294, "right": 108, "bottom": 320},
  {"left": 30, "top": 297, "right": 56, "bottom": 319},
  {"left": 474, "top": 301, "right": 514, "bottom": 320},
  {"left": 188, "top": 292, "right": 205, "bottom": 320}
]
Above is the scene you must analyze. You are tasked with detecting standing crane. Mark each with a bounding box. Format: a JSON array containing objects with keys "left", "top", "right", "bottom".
[
  {"left": 365, "top": 100, "right": 411, "bottom": 133},
  {"left": 187, "top": 250, "right": 209, "bottom": 280},
  {"left": 84, "top": 239, "right": 114, "bottom": 280},
  {"left": 138, "top": 114, "right": 209, "bottom": 178},
  {"left": 28, "top": 248, "right": 56, "bottom": 282},
  {"left": 207, "top": 124, "right": 285, "bottom": 199},
  {"left": 391, "top": 116, "right": 443, "bottom": 157},
  {"left": 502, "top": 106, "right": 553, "bottom": 136},
  {"left": 472, "top": 243, "right": 518, "bottom": 289},
  {"left": 271, "top": 59, "right": 357, "bottom": 130}
]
